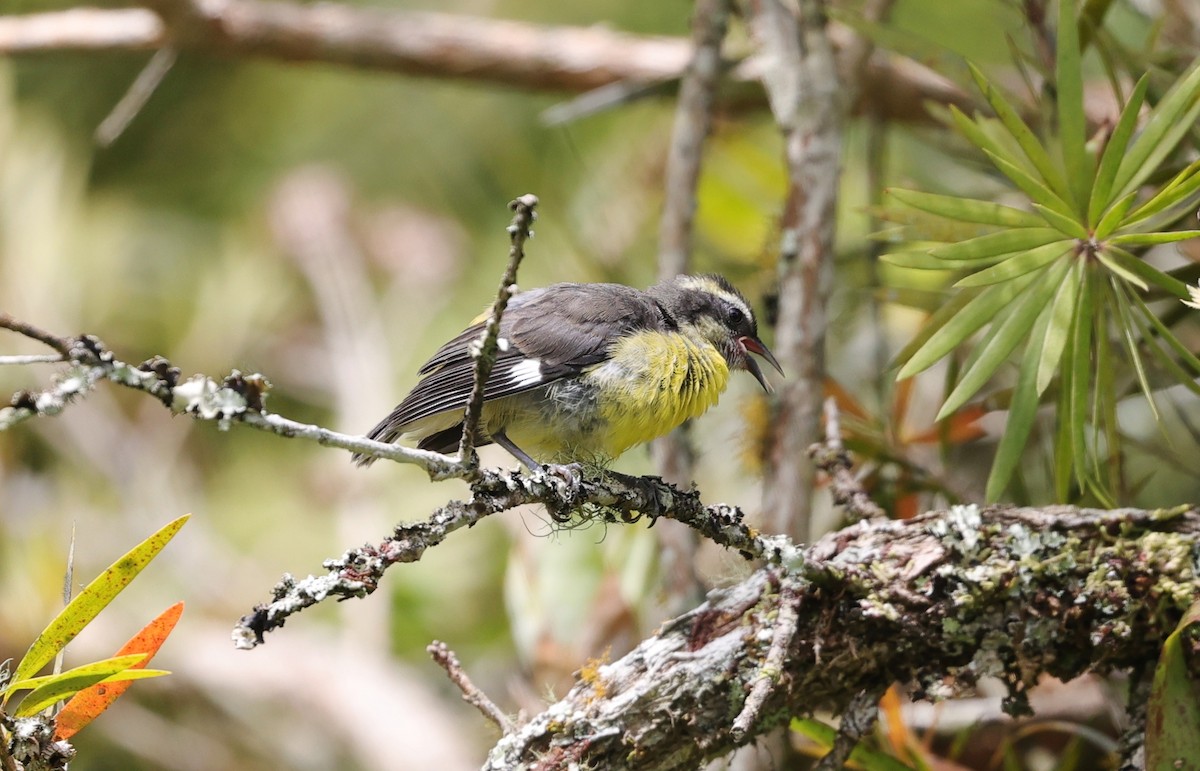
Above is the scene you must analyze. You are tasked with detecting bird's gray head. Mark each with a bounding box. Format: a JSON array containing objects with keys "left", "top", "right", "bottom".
[{"left": 648, "top": 274, "right": 783, "bottom": 392}]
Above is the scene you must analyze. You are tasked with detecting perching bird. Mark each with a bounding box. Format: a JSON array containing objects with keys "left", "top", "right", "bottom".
[{"left": 354, "top": 274, "right": 782, "bottom": 470}]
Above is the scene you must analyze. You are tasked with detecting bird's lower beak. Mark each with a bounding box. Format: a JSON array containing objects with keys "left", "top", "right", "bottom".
[{"left": 738, "top": 336, "right": 784, "bottom": 393}]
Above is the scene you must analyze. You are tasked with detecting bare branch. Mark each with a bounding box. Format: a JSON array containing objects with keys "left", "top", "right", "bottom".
[
  {"left": 809, "top": 397, "right": 887, "bottom": 522},
  {"left": 457, "top": 194, "right": 537, "bottom": 470},
  {"left": 0, "top": 3, "right": 971, "bottom": 127},
  {"left": 427, "top": 641, "right": 513, "bottom": 733},
  {"left": 813, "top": 689, "right": 882, "bottom": 770}
]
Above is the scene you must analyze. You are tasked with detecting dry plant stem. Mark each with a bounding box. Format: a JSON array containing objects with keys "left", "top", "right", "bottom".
[
  {"left": 482, "top": 503, "right": 1200, "bottom": 768},
  {"left": 427, "top": 641, "right": 513, "bottom": 733},
  {"left": 752, "top": 0, "right": 841, "bottom": 543},
  {"left": 810, "top": 397, "right": 886, "bottom": 522},
  {"left": 457, "top": 194, "right": 537, "bottom": 470},
  {"left": 0, "top": 4, "right": 971, "bottom": 127}
]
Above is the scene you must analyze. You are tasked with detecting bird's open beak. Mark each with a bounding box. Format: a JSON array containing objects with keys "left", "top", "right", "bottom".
[{"left": 738, "top": 336, "right": 784, "bottom": 394}]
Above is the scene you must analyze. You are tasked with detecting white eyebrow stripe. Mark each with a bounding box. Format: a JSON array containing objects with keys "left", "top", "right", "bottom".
[{"left": 509, "top": 358, "right": 543, "bottom": 386}]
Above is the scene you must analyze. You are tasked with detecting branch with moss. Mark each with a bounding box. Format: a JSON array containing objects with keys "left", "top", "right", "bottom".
[{"left": 482, "top": 502, "right": 1199, "bottom": 769}]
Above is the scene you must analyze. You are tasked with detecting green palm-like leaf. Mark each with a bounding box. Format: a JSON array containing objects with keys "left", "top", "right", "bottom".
[
  {"left": 885, "top": 189, "right": 1044, "bottom": 227},
  {"left": 1088, "top": 75, "right": 1149, "bottom": 225},
  {"left": 953, "top": 240, "right": 1073, "bottom": 287},
  {"left": 929, "top": 228, "right": 1065, "bottom": 260},
  {"left": 939, "top": 259, "right": 1072, "bottom": 419},
  {"left": 896, "top": 273, "right": 1039, "bottom": 379},
  {"left": 1112, "top": 58, "right": 1200, "bottom": 198},
  {"left": 1057, "top": 0, "right": 1091, "bottom": 210},
  {"left": 1036, "top": 259, "right": 1085, "bottom": 394}
]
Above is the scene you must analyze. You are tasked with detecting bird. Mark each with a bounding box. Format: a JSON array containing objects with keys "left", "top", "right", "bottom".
[{"left": 354, "top": 273, "right": 783, "bottom": 471}]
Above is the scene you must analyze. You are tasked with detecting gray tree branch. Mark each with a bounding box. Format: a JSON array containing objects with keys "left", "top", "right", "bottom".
[{"left": 483, "top": 503, "right": 1199, "bottom": 769}]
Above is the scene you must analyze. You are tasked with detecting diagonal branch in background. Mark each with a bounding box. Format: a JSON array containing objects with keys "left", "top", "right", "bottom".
[
  {"left": 0, "top": 2, "right": 971, "bottom": 127},
  {"left": 481, "top": 503, "right": 1200, "bottom": 769}
]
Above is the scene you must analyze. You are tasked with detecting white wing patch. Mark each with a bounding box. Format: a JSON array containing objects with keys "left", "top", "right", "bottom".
[{"left": 509, "top": 358, "right": 544, "bottom": 386}]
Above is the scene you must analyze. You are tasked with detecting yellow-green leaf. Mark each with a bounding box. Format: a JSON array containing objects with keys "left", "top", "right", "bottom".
[
  {"left": 12, "top": 654, "right": 147, "bottom": 717},
  {"left": 1113, "top": 58, "right": 1200, "bottom": 198},
  {"left": 6, "top": 515, "right": 189, "bottom": 694}
]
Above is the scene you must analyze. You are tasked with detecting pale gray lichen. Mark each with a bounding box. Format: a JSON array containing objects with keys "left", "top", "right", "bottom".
[{"left": 171, "top": 375, "right": 248, "bottom": 428}]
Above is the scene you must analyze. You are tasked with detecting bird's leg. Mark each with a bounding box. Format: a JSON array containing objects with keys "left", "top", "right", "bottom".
[{"left": 492, "top": 429, "right": 542, "bottom": 473}]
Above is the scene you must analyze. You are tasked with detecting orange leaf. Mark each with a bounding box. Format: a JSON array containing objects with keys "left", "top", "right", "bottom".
[
  {"left": 54, "top": 602, "right": 183, "bottom": 740},
  {"left": 904, "top": 404, "right": 988, "bottom": 445},
  {"left": 823, "top": 378, "right": 869, "bottom": 421}
]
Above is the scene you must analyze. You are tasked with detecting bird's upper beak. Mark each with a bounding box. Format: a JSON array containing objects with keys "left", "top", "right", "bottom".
[{"left": 738, "top": 336, "right": 784, "bottom": 393}]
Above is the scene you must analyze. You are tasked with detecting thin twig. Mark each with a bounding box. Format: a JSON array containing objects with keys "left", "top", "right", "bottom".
[
  {"left": 457, "top": 194, "right": 537, "bottom": 470},
  {"left": 427, "top": 640, "right": 513, "bottom": 732},
  {"left": 731, "top": 581, "right": 800, "bottom": 740},
  {"left": 0, "top": 354, "right": 64, "bottom": 365},
  {"left": 95, "top": 47, "right": 177, "bottom": 147},
  {"left": 0, "top": 313, "right": 74, "bottom": 357},
  {"left": 809, "top": 397, "right": 886, "bottom": 521}
]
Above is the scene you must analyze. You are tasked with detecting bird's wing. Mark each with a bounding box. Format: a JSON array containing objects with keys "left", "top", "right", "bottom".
[{"left": 365, "top": 283, "right": 667, "bottom": 442}]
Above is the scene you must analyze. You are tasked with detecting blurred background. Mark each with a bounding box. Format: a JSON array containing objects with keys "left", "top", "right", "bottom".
[{"left": 1, "top": 0, "right": 1197, "bottom": 768}]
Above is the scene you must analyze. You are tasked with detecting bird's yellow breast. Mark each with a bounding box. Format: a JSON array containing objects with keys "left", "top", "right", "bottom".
[{"left": 585, "top": 329, "right": 730, "bottom": 457}]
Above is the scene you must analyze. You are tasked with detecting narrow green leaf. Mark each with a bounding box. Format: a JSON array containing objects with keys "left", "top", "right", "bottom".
[
  {"left": 1113, "top": 58, "right": 1200, "bottom": 197},
  {"left": 7, "top": 515, "right": 189, "bottom": 693},
  {"left": 789, "top": 719, "right": 916, "bottom": 771},
  {"left": 1057, "top": 0, "right": 1091, "bottom": 210},
  {"left": 930, "top": 228, "right": 1066, "bottom": 260},
  {"left": 1147, "top": 604, "right": 1200, "bottom": 770},
  {"left": 939, "top": 259, "right": 1071, "bottom": 419},
  {"left": 1103, "top": 246, "right": 1189, "bottom": 297},
  {"left": 1110, "top": 230, "right": 1200, "bottom": 246},
  {"left": 954, "top": 240, "right": 1073, "bottom": 287},
  {"left": 19, "top": 670, "right": 169, "bottom": 718},
  {"left": 12, "top": 654, "right": 146, "bottom": 716},
  {"left": 1110, "top": 279, "right": 1161, "bottom": 421},
  {"left": 897, "top": 273, "right": 1040, "bottom": 379},
  {"left": 885, "top": 189, "right": 1044, "bottom": 227},
  {"left": 1095, "top": 250, "right": 1149, "bottom": 291},
  {"left": 881, "top": 251, "right": 1002, "bottom": 271},
  {"left": 1088, "top": 75, "right": 1149, "bottom": 225},
  {"left": 1053, "top": 377, "right": 1075, "bottom": 501},
  {"left": 1032, "top": 203, "right": 1089, "bottom": 238},
  {"left": 985, "top": 305, "right": 1053, "bottom": 501},
  {"left": 969, "top": 62, "right": 1074, "bottom": 206},
  {"left": 949, "top": 106, "right": 1032, "bottom": 174},
  {"left": 891, "top": 289, "right": 979, "bottom": 371},
  {"left": 1130, "top": 292, "right": 1200, "bottom": 376},
  {"left": 983, "top": 150, "right": 1077, "bottom": 219},
  {"left": 1036, "top": 258, "right": 1085, "bottom": 394},
  {"left": 1069, "top": 268, "right": 1096, "bottom": 486},
  {"left": 1093, "top": 191, "right": 1138, "bottom": 240},
  {"left": 1122, "top": 161, "right": 1200, "bottom": 229}
]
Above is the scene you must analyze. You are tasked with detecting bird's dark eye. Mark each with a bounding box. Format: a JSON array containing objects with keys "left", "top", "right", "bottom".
[{"left": 728, "top": 306, "right": 745, "bottom": 325}]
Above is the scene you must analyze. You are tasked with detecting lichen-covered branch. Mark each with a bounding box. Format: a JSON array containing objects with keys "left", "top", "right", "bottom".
[
  {"left": 482, "top": 503, "right": 1200, "bottom": 769},
  {"left": 231, "top": 466, "right": 793, "bottom": 649}
]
